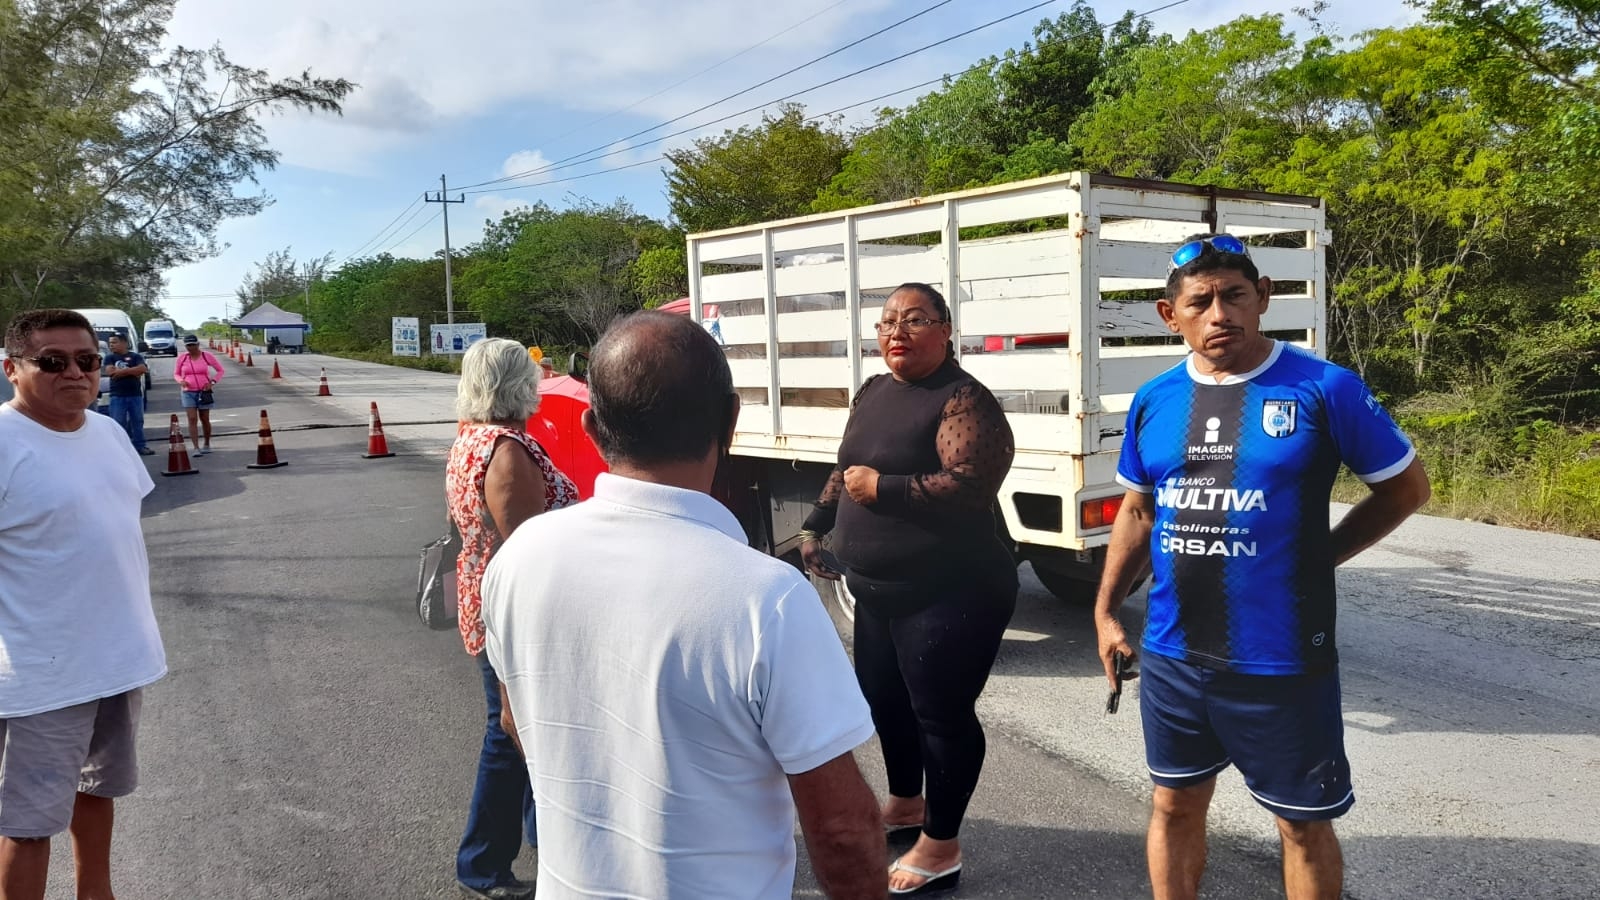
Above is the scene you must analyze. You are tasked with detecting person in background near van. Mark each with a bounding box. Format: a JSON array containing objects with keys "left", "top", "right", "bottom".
[
  {"left": 445, "top": 338, "right": 580, "bottom": 900},
  {"left": 536, "top": 357, "right": 554, "bottom": 379},
  {"left": 480, "top": 311, "right": 885, "bottom": 899},
  {"left": 0, "top": 310, "right": 167, "bottom": 900},
  {"left": 103, "top": 334, "right": 153, "bottom": 455},
  {"left": 173, "top": 335, "right": 223, "bottom": 455},
  {"left": 1094, "top": 235, "right": 1431, "bottom": 900},
  {"left": 800, "top": 281, "right": 1017, "bottom": 896}
]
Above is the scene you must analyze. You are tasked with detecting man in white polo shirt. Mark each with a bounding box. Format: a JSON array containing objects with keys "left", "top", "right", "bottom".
[{"left": 481, "top": 311, "right": 885, "bottom": 899}]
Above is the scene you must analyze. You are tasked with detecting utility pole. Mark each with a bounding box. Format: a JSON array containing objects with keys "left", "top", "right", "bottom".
[{"left": 425, "top": 174, "right": 465, "bottom": 326}]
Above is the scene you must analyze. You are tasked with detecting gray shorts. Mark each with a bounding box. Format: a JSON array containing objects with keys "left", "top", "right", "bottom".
[{"left": 0, "top": 691, "right": 142, "bottom": 838}]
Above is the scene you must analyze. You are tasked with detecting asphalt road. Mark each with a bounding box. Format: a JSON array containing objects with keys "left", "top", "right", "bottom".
[{"left": 28, "top": 350, "right": 1600, "bottom": 899}]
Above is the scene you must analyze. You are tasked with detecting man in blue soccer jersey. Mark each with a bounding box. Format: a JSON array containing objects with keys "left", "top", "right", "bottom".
[{"left": 1094, "top": 235, "right": 1431, "bottom": 900}]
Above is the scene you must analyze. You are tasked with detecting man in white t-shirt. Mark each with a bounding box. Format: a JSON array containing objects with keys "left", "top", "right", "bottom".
[
  {"left": 0, "top": 309, "right": 167, "bottom": 900},
  {"left": 481, "top": 311, "right": 886, "bottom": 899}
]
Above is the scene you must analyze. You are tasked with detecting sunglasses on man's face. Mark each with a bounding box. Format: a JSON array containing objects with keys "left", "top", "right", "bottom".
[
  {"left": 17, "top": 353, "right": 103, "bottom": 374},
  {"left": 1169, "top": 234, "right": 1250, "bottom": 271}
]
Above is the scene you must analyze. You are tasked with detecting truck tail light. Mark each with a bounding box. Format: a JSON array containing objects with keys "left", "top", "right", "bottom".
[{"left": 1080, "top": 495, "right": 1123, "bottom": 531}]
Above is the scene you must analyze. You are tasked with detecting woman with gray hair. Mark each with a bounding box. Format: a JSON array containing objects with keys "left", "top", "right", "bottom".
[{"left": 444, "top": 338, "right": 578, "bottom": 900}]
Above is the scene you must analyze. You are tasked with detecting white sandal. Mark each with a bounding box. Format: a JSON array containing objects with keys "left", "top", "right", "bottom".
[{"left": 888, "top": 858, "right": 962, "bottom": 896}]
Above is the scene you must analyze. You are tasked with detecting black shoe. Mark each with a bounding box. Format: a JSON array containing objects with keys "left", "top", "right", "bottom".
[
  {"left": 458, "top": 879, "right": 535, "bottom": 900},
  {"left": 138, "top": 446, "right": 157, "bottom": 455}
]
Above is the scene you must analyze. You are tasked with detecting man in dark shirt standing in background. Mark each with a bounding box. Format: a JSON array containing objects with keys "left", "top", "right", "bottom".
[
  {"left": 1095, "top": 235, "right": 1431, "bottom": 900},
  {"left": 103, "top": 333, "right": 153, "bottom": 455}
]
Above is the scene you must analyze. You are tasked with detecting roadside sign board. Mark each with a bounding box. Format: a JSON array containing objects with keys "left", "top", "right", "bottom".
[
  {"left": 391, "top": 317, "right": 420, "bottom": 357},
  {"left": 429, "top": 323, "right": 486, "bottom": 354}
]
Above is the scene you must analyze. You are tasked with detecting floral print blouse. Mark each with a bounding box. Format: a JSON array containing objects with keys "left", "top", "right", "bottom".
[{"left": 445, "top": 424, "right": 579, "bottom": 655}]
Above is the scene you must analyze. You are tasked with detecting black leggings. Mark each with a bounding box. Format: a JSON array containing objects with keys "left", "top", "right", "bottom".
[{"left": 852, "top": 578, "right": 1016, "bottom": 841}]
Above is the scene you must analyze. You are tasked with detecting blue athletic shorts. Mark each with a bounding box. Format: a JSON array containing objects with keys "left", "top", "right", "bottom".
[{"left": 1139, "top": 651, "right": 1354, "bottom": 821}]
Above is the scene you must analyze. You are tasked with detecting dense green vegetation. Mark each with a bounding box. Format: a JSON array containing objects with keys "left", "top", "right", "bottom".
[
  {"left": 8, "top": 1, "right": 1599, "bottom": 534},
  {"left": 0, "top": 0, "right": 350, "bottom": 326}
]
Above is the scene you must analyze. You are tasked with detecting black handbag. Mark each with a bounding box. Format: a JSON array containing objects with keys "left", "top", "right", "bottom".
[
  {"left": 198, "top": 388, "right": 215, "bottom": 405},
  {"left": 415, "top": 523, "right": 460, "bottom": 631}
]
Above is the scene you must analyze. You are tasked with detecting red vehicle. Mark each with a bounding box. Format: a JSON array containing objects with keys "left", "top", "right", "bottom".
[{"left": 529, "top": 373, "right": 606, "bottom": 500}]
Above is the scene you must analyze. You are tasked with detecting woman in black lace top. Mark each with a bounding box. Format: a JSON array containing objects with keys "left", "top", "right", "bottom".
[{"left": 801, "top": 282, "right": 1017, "bottom": 895}]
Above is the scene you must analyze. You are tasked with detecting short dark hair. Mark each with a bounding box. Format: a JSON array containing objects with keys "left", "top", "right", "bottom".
[
  {"left": 4, "top": 309, "right": 97, "bottom": 357},
  {"left": 1164, "top": 233, "right": 1261, "bottom": 300},
  {"left": 587, "top": 311, "right": 736, "bottom": 466}
]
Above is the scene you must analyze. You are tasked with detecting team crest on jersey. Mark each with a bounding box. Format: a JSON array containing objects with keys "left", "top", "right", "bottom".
[{"left": 1261, "top": 400, "right": 1298, "bottom": 438}]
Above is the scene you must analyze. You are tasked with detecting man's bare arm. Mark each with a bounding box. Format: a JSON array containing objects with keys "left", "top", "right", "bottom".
[
  {"left": 498, "top": 682, "right": 523, "bottom": 756},
  {"left": 1094, "top": 490, "right": 1156, "bottom": 688},
  {"left": 788, "top": 751, "right": 886, "bottom": 899},
  {"left": 1331, "top": 457, "right": 1430, "bottom": 566}
]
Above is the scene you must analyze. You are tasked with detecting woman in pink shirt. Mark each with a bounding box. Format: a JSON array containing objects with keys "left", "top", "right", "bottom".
[{"left": 173, "top": 335, "right": 224, "bottom": 455}]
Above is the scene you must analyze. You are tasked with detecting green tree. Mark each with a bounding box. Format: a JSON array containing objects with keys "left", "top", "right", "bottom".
[
  {"left": 665, "top": 104, "right": 848, "bottom": 232},
  {"left": 814, "top": 66, "right": 1007, "bottom": 210},
  {"left": 992, "top": 2, "right": 1153, "bottom": 150},
  {"left": 236, "top": 248, "right": 330, "bottom": 315},
  {"left": 1069, "top": 16, "right": 1308, "bottom": 182},
  {"left": 456, "top": 200, "right": 675, "bottom": 344},
  {"left": 0, "top": 0, "right": 352, "bottom": 320},
  {"left": 1264, "top": 25, "right": 1523, "bottom": 385}
]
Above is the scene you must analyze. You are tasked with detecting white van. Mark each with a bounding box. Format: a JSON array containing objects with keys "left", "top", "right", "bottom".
[
  {"left": 74, "top": 308, "right": 139, "bottom": 349},
  {"left": 142, "top": 318, "right": 178, "bottom": 356}
]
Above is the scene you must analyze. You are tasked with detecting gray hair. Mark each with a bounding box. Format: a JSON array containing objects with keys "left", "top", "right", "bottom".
[{"left": 455, "top": 338, "right": 541, "bottom": 423}]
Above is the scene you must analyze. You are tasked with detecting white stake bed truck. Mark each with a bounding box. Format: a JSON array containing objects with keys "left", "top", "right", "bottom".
[{"left": 689, "top": 172, "right": 1328, "bottom": 609}]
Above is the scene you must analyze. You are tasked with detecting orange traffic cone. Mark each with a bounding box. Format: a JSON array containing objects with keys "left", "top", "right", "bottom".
[
  {"left": 363, "top": 401, "right": 395, "bottom": 458},
  {"left": 160, "top": 415, "right": 197, "bottom": 477},
  {"left": 270, "top": 359, "right": 282, "bottom": 379},
  {"left": 246, "top": 352, "right": 254, "bottom": 368},
  {"left": 317, "top": 368, "right": 331, "bottom": 396},
  {"left": 246, "top": 409, "right": 288, "bottom": 469}
]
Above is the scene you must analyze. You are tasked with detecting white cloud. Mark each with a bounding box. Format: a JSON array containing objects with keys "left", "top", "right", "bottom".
[
  {"left": 163, "top": 0, "right": 903, "bottom": 170},
  {"left": 500, "top": 150, "right": 553, "bottom": 180},
  {"left": 473, "top": 194, "right": 534, "bottom": 223}
]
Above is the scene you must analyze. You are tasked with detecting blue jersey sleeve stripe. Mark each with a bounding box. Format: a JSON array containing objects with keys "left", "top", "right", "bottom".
[
  {"left": 1353, "top": 445, "right": 1416, "bottom": 484},
  {"left": 1116, "top": 473, "right": 1153, "bottom": 493}
]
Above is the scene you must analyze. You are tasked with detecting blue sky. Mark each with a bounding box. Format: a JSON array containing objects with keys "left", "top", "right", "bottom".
[{"left": 158, "top": 0, "right": 1419, "bottom": 328}]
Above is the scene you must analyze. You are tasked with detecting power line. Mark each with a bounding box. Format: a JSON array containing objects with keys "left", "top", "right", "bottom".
[
  {"left": 465, "top": 0, "right": 1066, "bottom": 194},
  {"left": 540, "top": 0, "right": 855, "bottom": 151},
  {"left": 467, "top": 156, "right": 665, "bottom": 196},
  {"left": 464, "top": 0, "right": 1195, "bottom": 198},
  {"left": 335, "top": 0, "right": 1196, "bottom": 261},
  {"left": 375, "top": 210, "right": 442, "bottom": 256},
  {"left": 456, "top": 0, "right": 961, "bottom": 192},
  {"left": 338, "top": 193, "right": 426, "bottom": 264},
  {"left": 808, "top": 0, "right": 1195, "bottom": 121}
]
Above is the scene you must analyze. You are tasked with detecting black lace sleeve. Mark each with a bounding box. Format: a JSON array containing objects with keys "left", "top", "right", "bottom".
[
  {"left": 801, "top": 466, "right": 845, "bottom": 535},
  {"left": 881, "top": 383, "right": 1014, "bottom": 515}
]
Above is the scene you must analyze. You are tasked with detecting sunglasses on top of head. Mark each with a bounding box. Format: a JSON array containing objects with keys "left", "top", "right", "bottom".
[
  {"left": 1169, "top": 234, "right": 1250, "bottom": 271},
  {"left": 16, "top": 353, "right": 104, "bottom": 374}
]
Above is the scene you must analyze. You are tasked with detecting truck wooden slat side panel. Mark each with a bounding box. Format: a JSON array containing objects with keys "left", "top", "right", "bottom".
[{"left": 687, "top": 172, "right": 1327, "bottom": 601}]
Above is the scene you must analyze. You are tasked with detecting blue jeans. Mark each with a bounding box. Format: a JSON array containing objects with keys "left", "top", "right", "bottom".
[
  {"left": 108, "top": 394, "right": 147, "bottom": 450},
  {"left": 457, "top": 652, "right": 535, "bottom": 890}
]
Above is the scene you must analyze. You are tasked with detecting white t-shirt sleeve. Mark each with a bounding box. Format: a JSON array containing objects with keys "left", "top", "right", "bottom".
[{"left": 749, "top": 579, "right": 875, "bottom": 775}]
